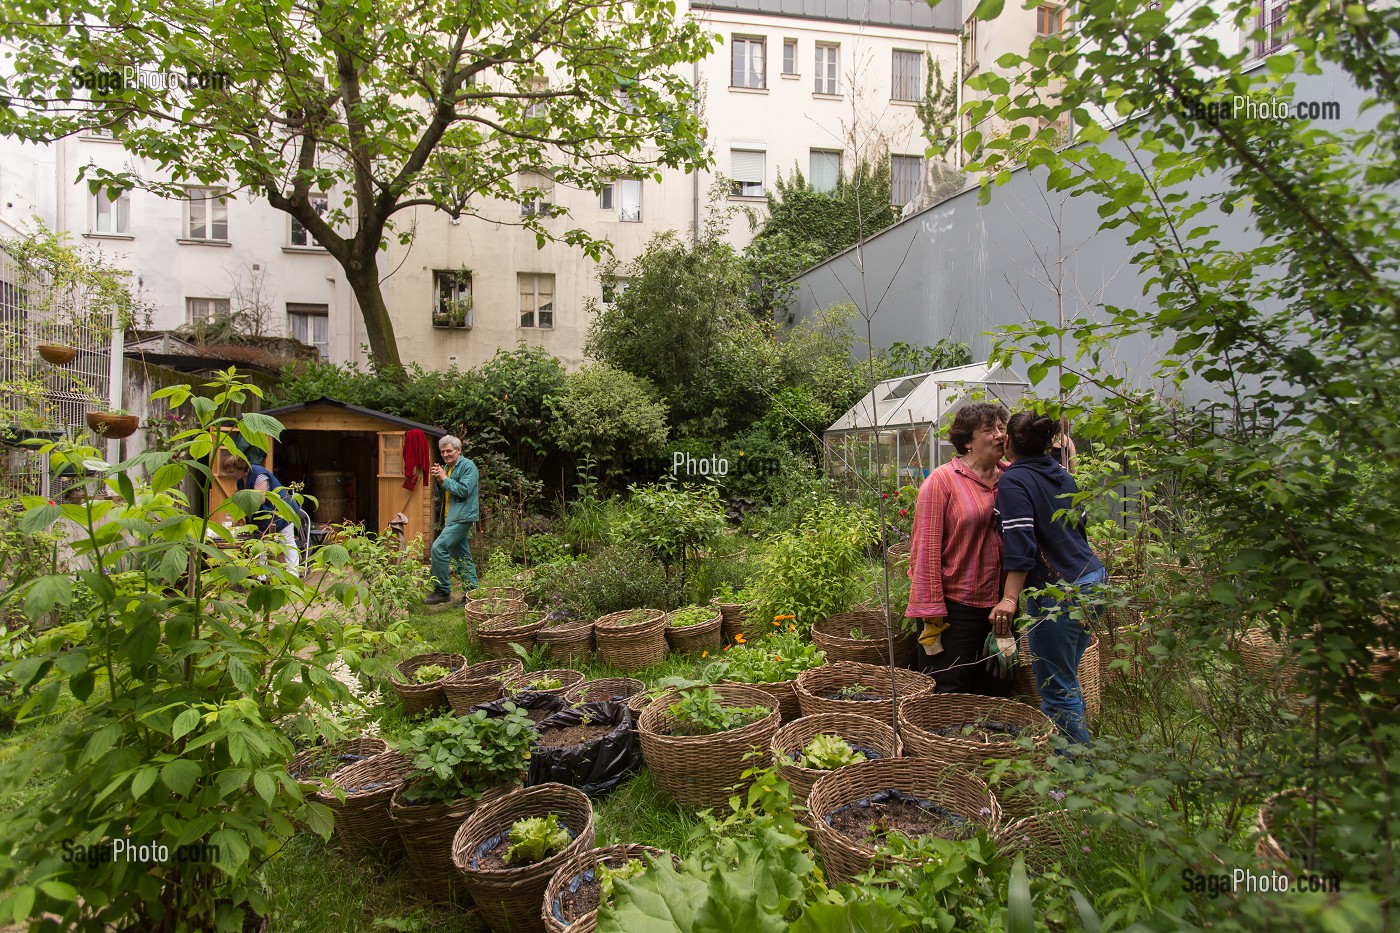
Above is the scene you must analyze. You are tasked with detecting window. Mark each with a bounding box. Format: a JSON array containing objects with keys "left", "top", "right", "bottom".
[
  {"left": 186, "top": 297, "right": 230, "bottom": 325},
  {"left": 732, "top": 36, "right": 765, "bottom": 89},
  {"left": 810, "top": 150, "right": 841, "bottom": 193},
  {"left": 1036, "top": 4, "right": 1064, "bottom": 35},
  {"left": 602, "top": 276, "right": 630, "bottom": 304},
  {"left": 892, "top": 50, "right": 922, "bottom": 102},
  {"left": 287, "top": 303, "right": 329, "bottom": 358},
  {"left": 1254, "top": 0, "right": 1291, "bottom": 57},
  {"left": 963, "top": 19, "right": 979, "bottom": 75},
  {"left": 730, "top": 149, "right": 765, "bottom": 197},
  {"left": 617, "top": 178, "right": 642, "bottom": 222},
  {"left": 433, "top": 270, "right": 472, "bottom": 329},
  {"left": 526, "top": 76, "right": 549, "bottom": 119},
  {"left": 93, "top": 188, "right": 130, "bottom": 234},
  {"left": 518, "top": 274, "right": 555, "bottom": 329},
  {"left": 814, "top": 43, "right": 839, "bottom": 95},
  {"left": 782, "top": 38, "right": 798, "bottom": 75},
  {"left": 891, "top": 155, "right": 923, "bottom": 208},
  {"left": 600, "top": 184, "right": 614, "bottom": 210},
  {"left": 520, "top": 171, "right": 554, "bottom": 217},
  {"left": 184, "top": 187, "right": 228, "bottom": 241},
  {"left": 288, "top": 193, "right": 329, "bottom": 247}
]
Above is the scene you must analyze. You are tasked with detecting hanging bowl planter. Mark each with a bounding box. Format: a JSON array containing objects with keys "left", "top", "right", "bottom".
[
  {"left": 86, "top": 411, "right": 139, "bottom": 439},
  {"left": 38, "top": 344, "right": 78, "bottom": 365}
]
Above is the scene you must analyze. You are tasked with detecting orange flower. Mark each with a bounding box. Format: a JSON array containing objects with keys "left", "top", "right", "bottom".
[
  {"left": 774, "top": 614, "right": 795, "bottom": 621},
  {"left": 702, "top": 650, "right": 709, "bottom": 658},
  {"left": 772, "top": 619, "right": 780, "bottom": 627},
  {"left": 724, "top": 645, "right": 731, "bottom": 652},
  {"left": 734, "top": 633, "right": 747, "bottom": 644},
  {"left": 788, "top": 624, "right": 797, "bottom": 632}
]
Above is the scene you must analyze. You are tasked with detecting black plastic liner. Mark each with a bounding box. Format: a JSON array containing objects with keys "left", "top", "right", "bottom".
[
  {"left": 468, "top": 691, "right": 568, "bottom": 721},
  {"left": 529, "top": 701, "right": 641, "bottom": 796},
  {"left": 824, "top": 788, "right": 971, "bottom": 830}
]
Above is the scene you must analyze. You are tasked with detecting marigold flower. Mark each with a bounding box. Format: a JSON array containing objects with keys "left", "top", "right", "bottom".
[
  {"left": 788, "top": 624, "right": 796, "bottom": 632},
  {"left": 702, "top": 651, "right": 708, "bottom": 658},
  {"left": 724, "top": 645, "right": 731, "bottom": 652},
  {"left": 772, "top": 619, "right": 780, "bottom": 626},
  {"left": 734, "top": 633, "right": 746, "bottom": 644},
  {"left": 774, "top": 614, "right": 795, "bottom": 621}
]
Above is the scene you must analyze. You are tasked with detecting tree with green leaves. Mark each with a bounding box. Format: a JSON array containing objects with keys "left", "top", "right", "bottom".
[{"left": 0, "top": 0, "right": 713, "bottom": 371}]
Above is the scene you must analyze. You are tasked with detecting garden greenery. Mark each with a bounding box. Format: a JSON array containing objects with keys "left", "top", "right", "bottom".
[
  {"left": 503, "top": 813, "right": 572, "bottom": 866},
  {"left": 396, "top": 706, "right": 534, "bottom": 806},
  {"left": 743, "top": 500, "right": 875, "bottom": 631}
]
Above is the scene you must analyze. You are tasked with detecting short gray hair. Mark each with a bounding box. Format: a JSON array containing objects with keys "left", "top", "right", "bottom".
[{"left": 439, "top": 435, "right": 462, "bottom": 451}]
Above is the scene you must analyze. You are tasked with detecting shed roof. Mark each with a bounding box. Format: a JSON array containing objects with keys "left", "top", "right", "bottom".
[
  {"left": 260, "top": 397, "right": 447, "bottom": 437},
  {"left": 826, "top": 362, "right": 1029, "bottom": 432}
]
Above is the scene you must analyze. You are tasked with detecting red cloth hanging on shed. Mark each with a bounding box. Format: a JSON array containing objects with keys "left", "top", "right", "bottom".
[{"left": 401, "top": 428, "right": 433, "bottom": 490}]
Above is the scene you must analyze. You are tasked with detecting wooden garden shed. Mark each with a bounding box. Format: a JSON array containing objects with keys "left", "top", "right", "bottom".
[{"left": 206, "top": 397, "right": 446, "bottom": 551}]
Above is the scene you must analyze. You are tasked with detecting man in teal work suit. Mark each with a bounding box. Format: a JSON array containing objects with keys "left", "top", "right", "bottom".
[{"left": 426, "top": 434, "right": 479, "bottom": 605}]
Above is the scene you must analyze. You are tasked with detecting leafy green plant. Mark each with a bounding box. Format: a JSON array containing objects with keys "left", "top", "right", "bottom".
[
  {"left": 411, "top": 664, "right": 451, "bottom": 685},
  {"left": 504, "top": 813, "right": 572, "bottom": 865},
  {"left": 708, "top": 630, "right": 825, "bottom": 684},
  {"left": 613, "top": 482, "right": 725, "bottom": 579},
  {"left": 610, "top": 608, "right": 660, "bottom": 627},
  {"left": 596, "top": 858, "right": 649, "bottom": 904},
  {"left": 535, "top": 545, "right": 684, "bottom": 618},
  {"left": 744, "top": 500, "right": 874, "bottom": 632},
  {"left": 395, "top": 706, "right": 534, "bottom": 805},
  {"left": 523, "top": 674, "right": 563, "bottom": 691},
  {"left": 797, "top": 733, "right": 866, "bottom": 771},
  {"left": 666, "top": 687, "right": 769, "bottom": 736},
  {"left": 333, "top": 522, "right": 432, "bottom": 630},
  {"left": 545, "top": 365, "right": 670, "bottom": 481},
  {"left": 836, "top": 683, "right": 875, "bottom": 700},
  {"left": 667, "top": 606, "right": 716, "bottom": 628}
]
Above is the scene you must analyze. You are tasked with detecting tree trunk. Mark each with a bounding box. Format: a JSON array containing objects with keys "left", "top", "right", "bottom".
[{"left": 344, "top": 265, "right": 403, "bottom": 373}]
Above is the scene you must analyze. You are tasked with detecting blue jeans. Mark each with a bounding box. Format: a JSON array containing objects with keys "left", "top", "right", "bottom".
[
  {"left": 430, "top": 521, "right": 478, "bottom": 594},
  {"left": 1024, "top": 566, "right": 1106, "bottom": 747}
]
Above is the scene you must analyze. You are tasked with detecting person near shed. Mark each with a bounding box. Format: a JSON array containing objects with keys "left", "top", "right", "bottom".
[
  {"left": 904, "top": 401, "right": 1013, "bottom": 696},
  {"left": 225, "top": 455, "right": 301, "bottom": 578},
  {"left": 426, "top": 434, "right": 480, "bottom": 605},
  {"left": 993, "top": 411, "right": 1106, "bottom": 748}
]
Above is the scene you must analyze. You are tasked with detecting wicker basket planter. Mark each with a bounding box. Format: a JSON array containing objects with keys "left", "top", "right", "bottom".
[
  {"left": 465, "top": 598, "right": 528, "bottom": 645},
  {"left": 468, "top": 586, "right": 527, "bottom": 603},
  {"left": 813, "top": 611, "right": 917, "bottom": 667},
  {"left": 883, "top": 541, "right": 911, "bottom": 570},
  {"left": 479, "top": 611, "right": 548, "bottom": 659},
  {"left": 593, "top": 609, "right": 668, "bottom": 672},
  {"left": 664, "top": 606, "right": 723, "bottom": 654},
  {"left": 795, "top": 660, "right": 934, "bottom": 723},
  {"left": 287, "top": 737, "right": 389, "bottom": 787},
  {"left": 504, "top": 668, "right": 586, "bottom": 699},
  {"left": 807, "top": 758, "right": 1000, "bottom": 885},
  {"left": 444, "top": 658, "right": 525, "bottom": 716},
  {"left": 637, "top": 683, "right": 781, "bottom": 808},
  {"left": 452, "top": 784, "right": 597, "bottom": 933},
  {"left": 897, "top": 694, "right": 1055, "bottom": 776},
  {"left": 714, "top": 602, "right": 747, "bottom": 643},
  {"left": 541, "top": 844, "right": 670, "bottom": 933},
  {"left": 771, "top": 713, "right": 900, "bottom": 816},
  {"left": 390, "top": 782, "right": 517, "bottom": 902},
  {"left": 313, "top": 752, "right": 412, "bottom": 862},
  {"left": 717, "top": 677, "right": 802, "bottom": 724},
  {"left": 537, "top": 621, "right": 595, "bottom": 666},
  {"left": 564, "top": 678, "right": 649, "bottom": 713},
  {"left": 391, "top": 653, "right": 467, "bottom": 717},
  {"left": 1013, "top": 634, "right": 1101, "bottom": 724},
  {"left": 1239, "top": 628, "right": 1398, "bottom": 699}
]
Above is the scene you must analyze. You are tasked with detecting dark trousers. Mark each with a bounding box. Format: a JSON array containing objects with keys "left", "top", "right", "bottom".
[{"left": 914, "top": 599, "right": 1014, "bottom": 697}]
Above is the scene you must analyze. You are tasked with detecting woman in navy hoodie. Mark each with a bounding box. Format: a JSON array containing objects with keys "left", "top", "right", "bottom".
[{"left": 991, "top": 412, "right": 1106, "bottom": 746}]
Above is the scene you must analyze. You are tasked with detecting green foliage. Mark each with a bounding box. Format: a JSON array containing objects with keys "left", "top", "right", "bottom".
[
  {"left": 395, "top": 706, "right": 534, "bottom": 806},
  {"left": 665, "top": 688, "right": 769, "bottom": 737},
  {"left": 504, "top": 813, "right": 572, "bottom": 866},
  {"left": 707, "top": 630, "right": 825, "bottom": 684},
  {"left": 331, "top": 523, "right": 432, "bottom": 630},
  {"left": 411, "top": 664, "right": 451, "bottom": 685},
  {"left": 614, "top": 483, "right": 725, "bottom": 570},
  {"left": 534, "top": 545, "right": 684, "bottom": 618},
  {"left": 0, "top": 370, "right": 401, "bottom": 931},
  {"left": 744, "top": 500, "right": 876, "bottom": 631},
  {"left": 877, "top": 340, "right": 973, "bottom": 379},
  {"left": 796, "top": 733, "right": 866, "bottom": 771},
  {"left": 521, "top": 673, "right": 562, "bottom": 691},
  {"left": 546, "top": 365, "right": 669, "bottom": 480},
  {"left": 596, "top": 858, "right": 649, "bottom": 905},
  {"left": 668, "top": 606, "right": 716, "bottom": 629}
]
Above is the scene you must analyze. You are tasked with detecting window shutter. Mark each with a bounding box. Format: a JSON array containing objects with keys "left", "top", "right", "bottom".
[{"left": 731, "top": 149, "right": 765, "bottom": 184}]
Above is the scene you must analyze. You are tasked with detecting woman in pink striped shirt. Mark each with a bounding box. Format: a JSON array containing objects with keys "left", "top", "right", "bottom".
[{"left": 905, "top": 402, "right": 1013, "bottom": 695}]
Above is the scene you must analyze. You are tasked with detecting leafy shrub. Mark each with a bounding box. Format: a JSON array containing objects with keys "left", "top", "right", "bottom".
[
  {"left": 744, "top": 500, "right": 875, "bottom": 631},
  {"left": 333, "top": 522, "right": 432, "bottom": 629},
  {"left": 666, "top": 687, "right": 769, "bottom": 736},
  {"left": 412, "top": 664, "right": 451, "bottom": 684},
  {"left": 709, "top": 630, "right": 825, "bottom": 683},
  {"left": 504, "top": 813, "right": 572, "bottom": 865},
  {"left": 797, "top": 733, "right": 866, "bottom": 770},
  {"left": 396, "top": 706, "right": 535, "bottom": 805},
  {"left": 541, "top": 546, "right": 684, "bottom": 618},
  {"left": 545, "top": 364, "right": 669, "bottom": 480},
  {"left": 668, "top": 606, "right": 716, "bottom": 628},
  {"left": 613, "top": 482, "right": 725, "bottom": 570}
]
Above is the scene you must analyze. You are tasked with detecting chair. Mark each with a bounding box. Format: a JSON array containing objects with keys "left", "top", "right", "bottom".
[{"left": 296, "top": 507, "right": 312, "bottom": 565}]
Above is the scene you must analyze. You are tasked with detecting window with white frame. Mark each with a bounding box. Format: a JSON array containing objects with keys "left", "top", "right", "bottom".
[
  {"left": 1254, "top": 0, "right": 1291, "bottom": 57},
  {"left": 814, "top": 43, "right": 839, "bottom": 95},
  {"left": 520, "top": 171, "right": 554, "bottom": 217},
  {"left": 289, "top": 193, "right": 329, "bottom": 247},
  {"left": 602, "top": 276, "right": 630, "bottom": 304},
  {"left": 963, "top": 19, "right": 979, "bottom": 75},
  {"left": 1036, "top": 4, "right": 1064, "bottom": 35},
  {"left": 287, "top": 303, "right": 329, "bottom": 357},
  {"left": 184, "top": 187, "right": 228, "bottom": 241},
  {"left": 732, "top": 36, "right": 765, "bottom": 89},
  {"left": 891, "top": 155, "right": 924, "bottom": 208},
  {"left": 526, "top": 76, "right": 549, "bottom": 119},
  {"left": 92, "top": 188, "right": 130, "bottom": 234},
  {"left": 518, "top": 274, "right": 555, "bottom": 329},
  {"left": 810, "top": 150, "right": 841, "bottom": 193},
  {"left": 730, "top": 149, "right": 765, "bottom": 197},
  {"left": 433, "top": 270, "right": 473, "bottom": 328},
  {"left": 186, "top": 297, "right": 230, "bottom": 325},
  {"left": 617, "top": 178, "right": 642, "bottom": 222},
  {"left": 782, "top": 38, "right": 798, "bottom": 75},
  {"left": 892, "top": 50, "right": 922, "bottom": 102}
]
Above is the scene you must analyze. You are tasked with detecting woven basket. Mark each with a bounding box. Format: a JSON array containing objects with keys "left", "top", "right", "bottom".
[
  {"left": 771, "top": 713, "right": 900, "bottom": 816},
  {"left": 287, "top": 737, "right": 389, "bottom": 786},
  {"left": 391, "top": 653, "right": 468, "bottom": 717},
  {"left": 593, "top": 609, "right": 668, "bottom": 672},
  {"left": 898, "top": 694, "right": 1054, "bottom": 773},
  {"left": 465, "top": 598, "right": 529, "bottom": 646},
  {"left": 390, "top": 781, "right": 517, "bottom": 902},
  {"left": 314, "top": 752, "right": 412, "bottom": 861},
  {"left": 795, "top": 660, "right": 934, "bottom": 723},
  {"left": 537, "top": 621, "right": 595, "bottom": 666},
  {"left": 637, "top": 684, "right": 781, "bottom": 808},
  {"left": 1239, "top": 628, "right": 1397, "bottom": 697},
  {"left": 541, "top": 844, "right": 670, "bottom": 933},
  {"left": 451, "top": 784, "right": 596, "bottom": 933},
  {"left": 1255, "top": 791, "right": 1294, "bottom": 866},
  {"left": 444, "top": 658, "right": 525, "bottom": 715},
  {"left": 1013, "top": 633, "right": 1101, "bottom": 724},
  {"left": 479, "top": 611, "right": 547, "bottom": 659},
  {"left": 664, "top": 607, "right": 723, "bottom": 654},
  {"left": 504, "top": 668, "right": 586, "bottom": 699},
  {"left": 994, "top": 811, "right": 1074, "bottom": 859},
  {"left": 717, "top": 677, "right": 803, "bottom": 724},
  {"left": 807, "top": 758, "right": 1000, "bottom": 885},
  {"left": 468, "top": 586, "right": 527, "bottom": 603},
  {"left": 1092, "top": 605, "right": 1151, "bottom": 683},
  {"left": 813, "top": 611, "right": 917, "bottom": 667},
  {"left": 714, "top": 602, "right": 748, "bottom": 643},
  {"left": 883, "top": 541, "right": 911, "bottom": 570},
  {"left": 565, "top": 677, "right": 649, "bottom": 713}
]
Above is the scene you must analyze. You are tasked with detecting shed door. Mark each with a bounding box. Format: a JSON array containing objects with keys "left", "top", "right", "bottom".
[{"left": 377, "top": 431, "right": 433, "bottom": 552}]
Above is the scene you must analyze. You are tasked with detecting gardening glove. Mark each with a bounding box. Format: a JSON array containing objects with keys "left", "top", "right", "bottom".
[
  {"left": 919, "top": 618, "right": 950, "bottom": 656},
  {"left": 983, "top": 631, "right": 1018, "bottom": 682}
]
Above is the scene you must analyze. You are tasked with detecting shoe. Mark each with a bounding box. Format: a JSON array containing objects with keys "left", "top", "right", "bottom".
[{"left": 425, "top": 591, "right": 451, "bottom": 606}]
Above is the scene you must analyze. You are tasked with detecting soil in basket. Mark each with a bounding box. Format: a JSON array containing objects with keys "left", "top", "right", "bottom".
[
  {"left": 561, "top": 878, "right": 602, "bottom": 920},
  {"left": 823, "top": 689, "right": 888, "bottom": 702},
  {"left": 476, "top": 835, "right": 558, "bottom": 871},
  {"left": 929, "top": 721, "right": 1024, "bottom": 743},
  {"left": 536, "top": 723, "right": 613, "bottom": 748},
  {"left": 829, "top": 796, "right": 975, "bottom": 844}
]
